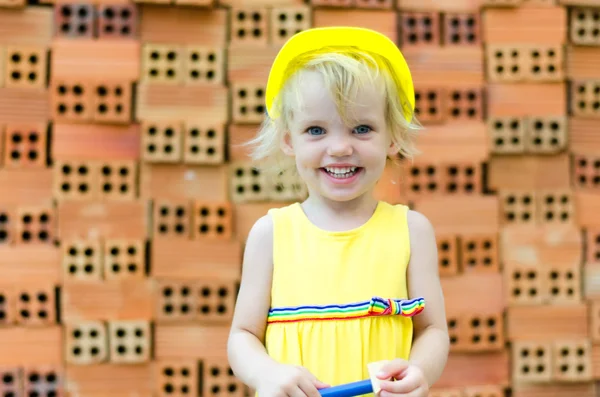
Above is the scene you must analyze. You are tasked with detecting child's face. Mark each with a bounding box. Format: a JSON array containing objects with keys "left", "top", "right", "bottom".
[{"left": 281, "top": 70, "right": 396, "bottom": 203}]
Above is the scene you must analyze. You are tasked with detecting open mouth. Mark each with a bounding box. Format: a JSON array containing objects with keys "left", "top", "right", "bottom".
[{"left": 321, "top": 166, "right": 362, "bottom": 179}]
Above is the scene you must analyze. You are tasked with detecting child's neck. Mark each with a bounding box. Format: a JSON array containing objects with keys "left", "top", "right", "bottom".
[{"left": 300, "top": 193, "right": 379, "bottom": 232}]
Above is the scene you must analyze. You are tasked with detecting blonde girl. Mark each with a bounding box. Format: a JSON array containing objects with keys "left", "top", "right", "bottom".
[{"left": 227, "top": 26, "right": 449, "bottom": 397}]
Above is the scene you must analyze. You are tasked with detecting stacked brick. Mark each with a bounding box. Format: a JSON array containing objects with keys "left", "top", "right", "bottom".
[{"left": 0, "top": 1, "right": 598, "bottom": 397}]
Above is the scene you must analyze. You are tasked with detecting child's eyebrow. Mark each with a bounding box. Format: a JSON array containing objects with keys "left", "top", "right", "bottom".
[
  {"left": 294, "top": 117, "right": 332, "bottom": 126},
  {"left": 351, "top": 117, "right": 378, "bottom": 125}
]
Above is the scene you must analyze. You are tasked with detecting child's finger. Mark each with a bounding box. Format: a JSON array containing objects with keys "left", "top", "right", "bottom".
[
  {"left": 312, "top": 380, "right": 330, "bottom": 389},
  {"left": 378, "top": 376, "right": 420, "bottom": 395},
  {"left": 297, "top": 367, "right": 329, "bottom": 389},
  {"left": 290, "top": 385, "right": 311, "bottom": 397},
  {"left": 297, "top": 378, "right": 322, "bottom": 397},
  {"left": 377, "top": 359, "right": 409, "bottom": 379}
]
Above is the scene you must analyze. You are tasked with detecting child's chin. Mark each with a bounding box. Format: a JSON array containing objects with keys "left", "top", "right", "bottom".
[
  {"left": 319, "top": 185, "right": 368, "bottom": 202},
  {"left": 322, "top": 191, "right": 366, "bottom": 204}
]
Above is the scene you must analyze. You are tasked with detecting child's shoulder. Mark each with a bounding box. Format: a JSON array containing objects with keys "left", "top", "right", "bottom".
[
  {"left": 378, "top": 201, "right": 410, "bottom": 213},
  {"left": 246, "top": 203, "right": 298, "bottom": 240},
  {"left": 405, "top": 207, "right": 436, "bottom": 245},
  {"left": 245, "top": 212, "right": 275, "bottom": 249},
  {"left": 265, "top": 202, "right": 303, "bottom": 227},
  {"left": 377, "top": 201, "right": 432, "bottom": 228},
  {"left": 266, "top": 202, "right": 300, "bottom": 216},
  {"left": 376, "top": 201, "right": 435, "bottom": 239}
]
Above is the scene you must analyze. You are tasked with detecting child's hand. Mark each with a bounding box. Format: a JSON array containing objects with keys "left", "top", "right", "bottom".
[
  {"left": 376, "top": 359, "right": 428, "bottom": 397},
  {"left": 256, "top": 363, "right": 330, "bottom": 397}
]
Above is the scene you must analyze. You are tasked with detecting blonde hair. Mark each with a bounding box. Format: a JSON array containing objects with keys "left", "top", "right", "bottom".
[{"left": 246, "top": 48, "right": 423, "bottom": 177}]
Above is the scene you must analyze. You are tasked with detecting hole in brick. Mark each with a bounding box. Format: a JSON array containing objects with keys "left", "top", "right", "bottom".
[
  {"left": 8, "top": 132, "right": 19, "bottom": 142},
  {"left": 104, "top": 8, "right": 115, "bottom": 18},
  {"left": 60, "top": 5, "right": 72, "bottom": 16}
]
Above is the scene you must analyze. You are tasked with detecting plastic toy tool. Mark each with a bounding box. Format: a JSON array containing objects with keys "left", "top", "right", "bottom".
[
  {"left": 319, "top": 379, "right": 373, "bottom": 397},
  {"left": 318, "top": 361, "right": 390, "bottom": 397}
]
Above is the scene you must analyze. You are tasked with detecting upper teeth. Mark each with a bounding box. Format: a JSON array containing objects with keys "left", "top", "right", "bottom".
[{"left": 325, "top": 167, "right": 356, "bottom": 174}]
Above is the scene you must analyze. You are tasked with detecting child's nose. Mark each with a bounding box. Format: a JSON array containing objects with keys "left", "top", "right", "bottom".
[{"left": 326, "top": 135, "right": 353, "bottom": 157}]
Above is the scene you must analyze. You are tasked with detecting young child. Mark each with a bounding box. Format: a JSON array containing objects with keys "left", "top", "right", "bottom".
[{"left": 227, "top": 26, "right": 449, "bottom": 397}]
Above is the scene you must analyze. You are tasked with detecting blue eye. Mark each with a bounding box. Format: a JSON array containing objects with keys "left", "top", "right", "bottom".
[
  {"left": 354, "top": 125, "right": 372, "bottom": 134},
  {"left": 307, "top": 126, "right": 325, "bottom": 135}
]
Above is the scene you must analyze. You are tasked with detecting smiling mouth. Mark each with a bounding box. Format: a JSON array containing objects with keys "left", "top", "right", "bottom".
[{"left": 321, "top": 166, "right": 362, "bottom": 179}]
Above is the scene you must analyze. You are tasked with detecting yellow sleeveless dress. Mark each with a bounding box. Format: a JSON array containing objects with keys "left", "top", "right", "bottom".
[{"left": 264, "top": 201, "right": 425, "bottom": 393}]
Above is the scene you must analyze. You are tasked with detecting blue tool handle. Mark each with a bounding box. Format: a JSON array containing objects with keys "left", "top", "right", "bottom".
[{"left": 319, "top": 379, "right": 373, "bottom": 397}]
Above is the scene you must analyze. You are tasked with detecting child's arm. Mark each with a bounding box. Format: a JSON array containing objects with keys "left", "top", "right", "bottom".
[
  {"left": 227, "top": 215, "right": 279, "bottom": 388},
  {"left": 405, "top": 209, "right": 449, "bottom": 385},
  {"left": 227, "top": 215, "right": 328, "bottom": 397},
  {"left": 377, "top": 210, "right": 449, "bottom": 396}
]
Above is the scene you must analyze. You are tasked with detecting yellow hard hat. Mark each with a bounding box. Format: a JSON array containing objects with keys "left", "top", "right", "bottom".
[{"left": 265, "top": 26, "right": 415, "bottom": 122}]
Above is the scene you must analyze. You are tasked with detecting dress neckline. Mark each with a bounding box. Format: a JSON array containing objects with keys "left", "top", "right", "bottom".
[{"left": 293, "top": 201, "right": 384, "bottom": 238}]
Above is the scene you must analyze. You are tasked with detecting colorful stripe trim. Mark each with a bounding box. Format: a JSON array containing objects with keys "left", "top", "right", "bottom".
[{"left": 267, "top": 296, "right": 425, "bottom": 324}]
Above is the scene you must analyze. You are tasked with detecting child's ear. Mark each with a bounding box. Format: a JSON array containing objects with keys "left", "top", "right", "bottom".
[
  {"left": 280, "top": 132, "right": 295, "bottom": 156},
  {"left": 386, "top": 141, "right": 398, "bottom": 157}
]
